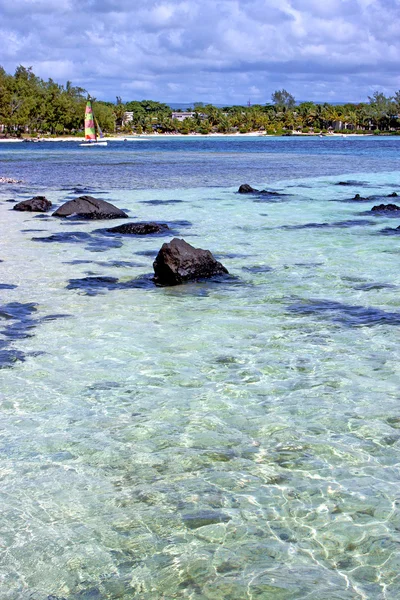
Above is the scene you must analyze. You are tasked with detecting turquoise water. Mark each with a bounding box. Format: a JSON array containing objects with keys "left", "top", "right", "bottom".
[{"left": 1, "top": 137, "right": 400, "bottom": 599}]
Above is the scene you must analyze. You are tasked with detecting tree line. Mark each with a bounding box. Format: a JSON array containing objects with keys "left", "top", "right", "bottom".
[{"left": 1, "top": 66, "right": 400, "bottom": 136}]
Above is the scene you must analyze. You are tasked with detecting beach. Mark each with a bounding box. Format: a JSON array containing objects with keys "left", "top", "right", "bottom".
[
  {"left": 0, "top": 131, "right": 375, "bottom": 144},
  {"left": 1, "top": 135, "right": 400, "bottom": 599}
]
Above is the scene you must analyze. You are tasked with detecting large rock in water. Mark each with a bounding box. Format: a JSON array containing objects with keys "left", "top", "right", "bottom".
[
  {"left": 106, "top": 222, "right": 169, "bottom": 235},
  {"left": 53, "top": 196, "right": 128, "bottom": 219},
  {"left": 153, "top": 238, "right": 229, "bottom": 286},
  {"left": 13, "top": 196, "right": 52, "bottom": 212}
]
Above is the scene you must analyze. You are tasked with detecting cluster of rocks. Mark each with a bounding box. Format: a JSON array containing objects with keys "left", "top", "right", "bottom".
[
  {"left": 371, "top": 203, "right": 400, "bottom": 212},
  {"left": 15, "top": 182, "right": 399, "bottom": 287},
  {"left": 11, "top": 194, "right": 229, "bottom": 286},
  {"left": 352, "top": 192, "right": 398, "bottom": 201},
  {"left": 0, "top": 176, "right": 22, "bottom": 184}
]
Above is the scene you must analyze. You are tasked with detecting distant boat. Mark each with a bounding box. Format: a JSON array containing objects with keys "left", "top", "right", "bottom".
[{"left": 80, "top": 99, "right": 107, "bottom": 147}]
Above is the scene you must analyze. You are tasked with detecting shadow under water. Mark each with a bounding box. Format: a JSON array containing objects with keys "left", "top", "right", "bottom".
[
  {"left": 288, "top": 298, "right": 400, "bottom": 327},
  {"left": 0, "top": 302, "right": 70, "bottom": 368}
]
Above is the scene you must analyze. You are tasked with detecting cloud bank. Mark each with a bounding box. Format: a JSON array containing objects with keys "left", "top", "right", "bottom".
[{"left": 1, "top": 0, "right": 399, "bottom": 103}]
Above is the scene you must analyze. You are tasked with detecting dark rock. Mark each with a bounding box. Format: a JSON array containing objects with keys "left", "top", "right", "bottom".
[
  {"left": 238, "top": 184, "right": 259, "bottom": 194},
  {"left": 387, "top": 192, "right": 398, "bottom": 198},
  {"left": 352, "top": 194, "right": 367, "bottom": 201},
  {"left": 371, "top": 203, "right": 400, "bottom": 213},
  {"left": 53, "top": 196, "right": 128, "bottom": 219},
  {"left": 106, "top": 222, "right": 170, "bottom": 235},
  {"left": 336, "top": 181, "right": 365, "bottom": 186},
  {"left": 153, "top": 238, "right": 229, "bottom": 286},
  {"left": 13, "top": 196, "right": 52, "bottom": 212}
]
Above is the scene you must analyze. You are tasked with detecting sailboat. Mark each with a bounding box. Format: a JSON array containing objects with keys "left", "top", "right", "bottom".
[{"left": 79, "top": 99, "right": 108, "bottom": 147}]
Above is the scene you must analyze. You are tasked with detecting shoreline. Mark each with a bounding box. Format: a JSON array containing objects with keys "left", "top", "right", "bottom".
[{"left": 0, "top": 132, "right": 377, "bottom": 143}]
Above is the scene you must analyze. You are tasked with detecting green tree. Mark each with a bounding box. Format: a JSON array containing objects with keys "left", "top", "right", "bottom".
[{"left": 272, "top": 89, "right": 296, "bottom": 109}]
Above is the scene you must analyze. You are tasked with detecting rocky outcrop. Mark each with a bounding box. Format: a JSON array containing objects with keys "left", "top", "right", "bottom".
[
  {"left": 371, "top": 203, "right": 400, "bottom": 212},
  {"left": 153, "top": 238, "right": 229, "bottom": 286},
  {"left": 238, "top": 184, "right": 285, "bottom": 197},
  {"left": 53, "top": 196, "right": 128, "bottom": 219},
  {"left": 387, "top": 192, "right": 398, "bottom": 198},
  {"left": 106, "top": 222, "right": 170, "bottom": 235},
  {"left": 238, "top": 184, "right": 260, "bottom": 194},
  {"left": 352, "top": 194, "right": 368, "bottom": 201},
  {"left": 13, "top": 196, "right": 52, "bottom": 212}
]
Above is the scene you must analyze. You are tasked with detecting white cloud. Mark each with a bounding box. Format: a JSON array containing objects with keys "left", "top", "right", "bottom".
[{"left": 1, "top": 0, "right": 399, "bottom": 103}]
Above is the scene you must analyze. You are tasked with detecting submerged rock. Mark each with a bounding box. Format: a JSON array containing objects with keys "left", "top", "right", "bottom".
[
  {"left": 238, "top": 184, "right": 260, "bottom": 194},
  {"left": 182, "top": 510, "right": 231, "bottom": 529},
  {"left": 106, "top": 222, "right": 170, "bottom": 235},
  {"left": 387, "top": 192, "right": 398, "bottom": 198},
  {"left": 13, "top": 196, "right": 52, "bottom": 212},
  {"left": 352, "top": 194, "right": 368, "bottom": 201},
  {"left": 371, "top": 203, "right": 400, "bottom": 212},
  {"left": 53, "top": 195, "right": 128, "bottom": 219},
  {"left": 153, "top": 238, "right": 229, "bottom": 286}
]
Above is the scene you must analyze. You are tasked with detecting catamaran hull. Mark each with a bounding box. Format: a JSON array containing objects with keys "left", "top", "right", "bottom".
[{"left": 79, "top": 141, "right": 108, "bottom": 147}]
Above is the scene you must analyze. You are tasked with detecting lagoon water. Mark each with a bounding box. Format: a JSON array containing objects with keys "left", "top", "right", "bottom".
[{"left": 1, "top": 136, "right": 400, "bottom": 599}]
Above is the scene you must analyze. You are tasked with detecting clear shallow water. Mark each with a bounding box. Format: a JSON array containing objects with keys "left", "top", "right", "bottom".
[{"left": 1, "top": 138, "right": 400, "bottom": 599}]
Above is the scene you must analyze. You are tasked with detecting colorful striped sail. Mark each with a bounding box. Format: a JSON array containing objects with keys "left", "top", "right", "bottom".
[{"left": 84, "top": 100, "right": 96, "bottom": 141}]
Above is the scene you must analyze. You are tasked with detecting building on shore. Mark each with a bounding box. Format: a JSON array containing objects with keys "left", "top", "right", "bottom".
[{"left": 171, "top": 111, "right": 197, "bottom": 121}]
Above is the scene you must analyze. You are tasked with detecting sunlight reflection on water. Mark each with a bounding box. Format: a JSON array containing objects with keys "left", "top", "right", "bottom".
[{"left": 1, "top": 139, "right": 400, "bottom": 599}]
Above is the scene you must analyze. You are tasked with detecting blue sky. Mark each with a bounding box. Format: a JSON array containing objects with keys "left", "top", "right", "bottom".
[{"left": 1, "top": 0, "right": 399, "bottom": 104}]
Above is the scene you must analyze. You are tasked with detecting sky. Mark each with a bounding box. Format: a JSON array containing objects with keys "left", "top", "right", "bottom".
[{"left": 1, "top": 0, "right": 400, "bottom": 104}]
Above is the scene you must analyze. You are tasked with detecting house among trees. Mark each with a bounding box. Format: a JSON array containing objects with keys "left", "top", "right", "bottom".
[
  {"left": 123, "top": 112, "right": 134, "bottom": 124},
  {"left": 171, "top": 111, "right": 197, "bottom": 121}
]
